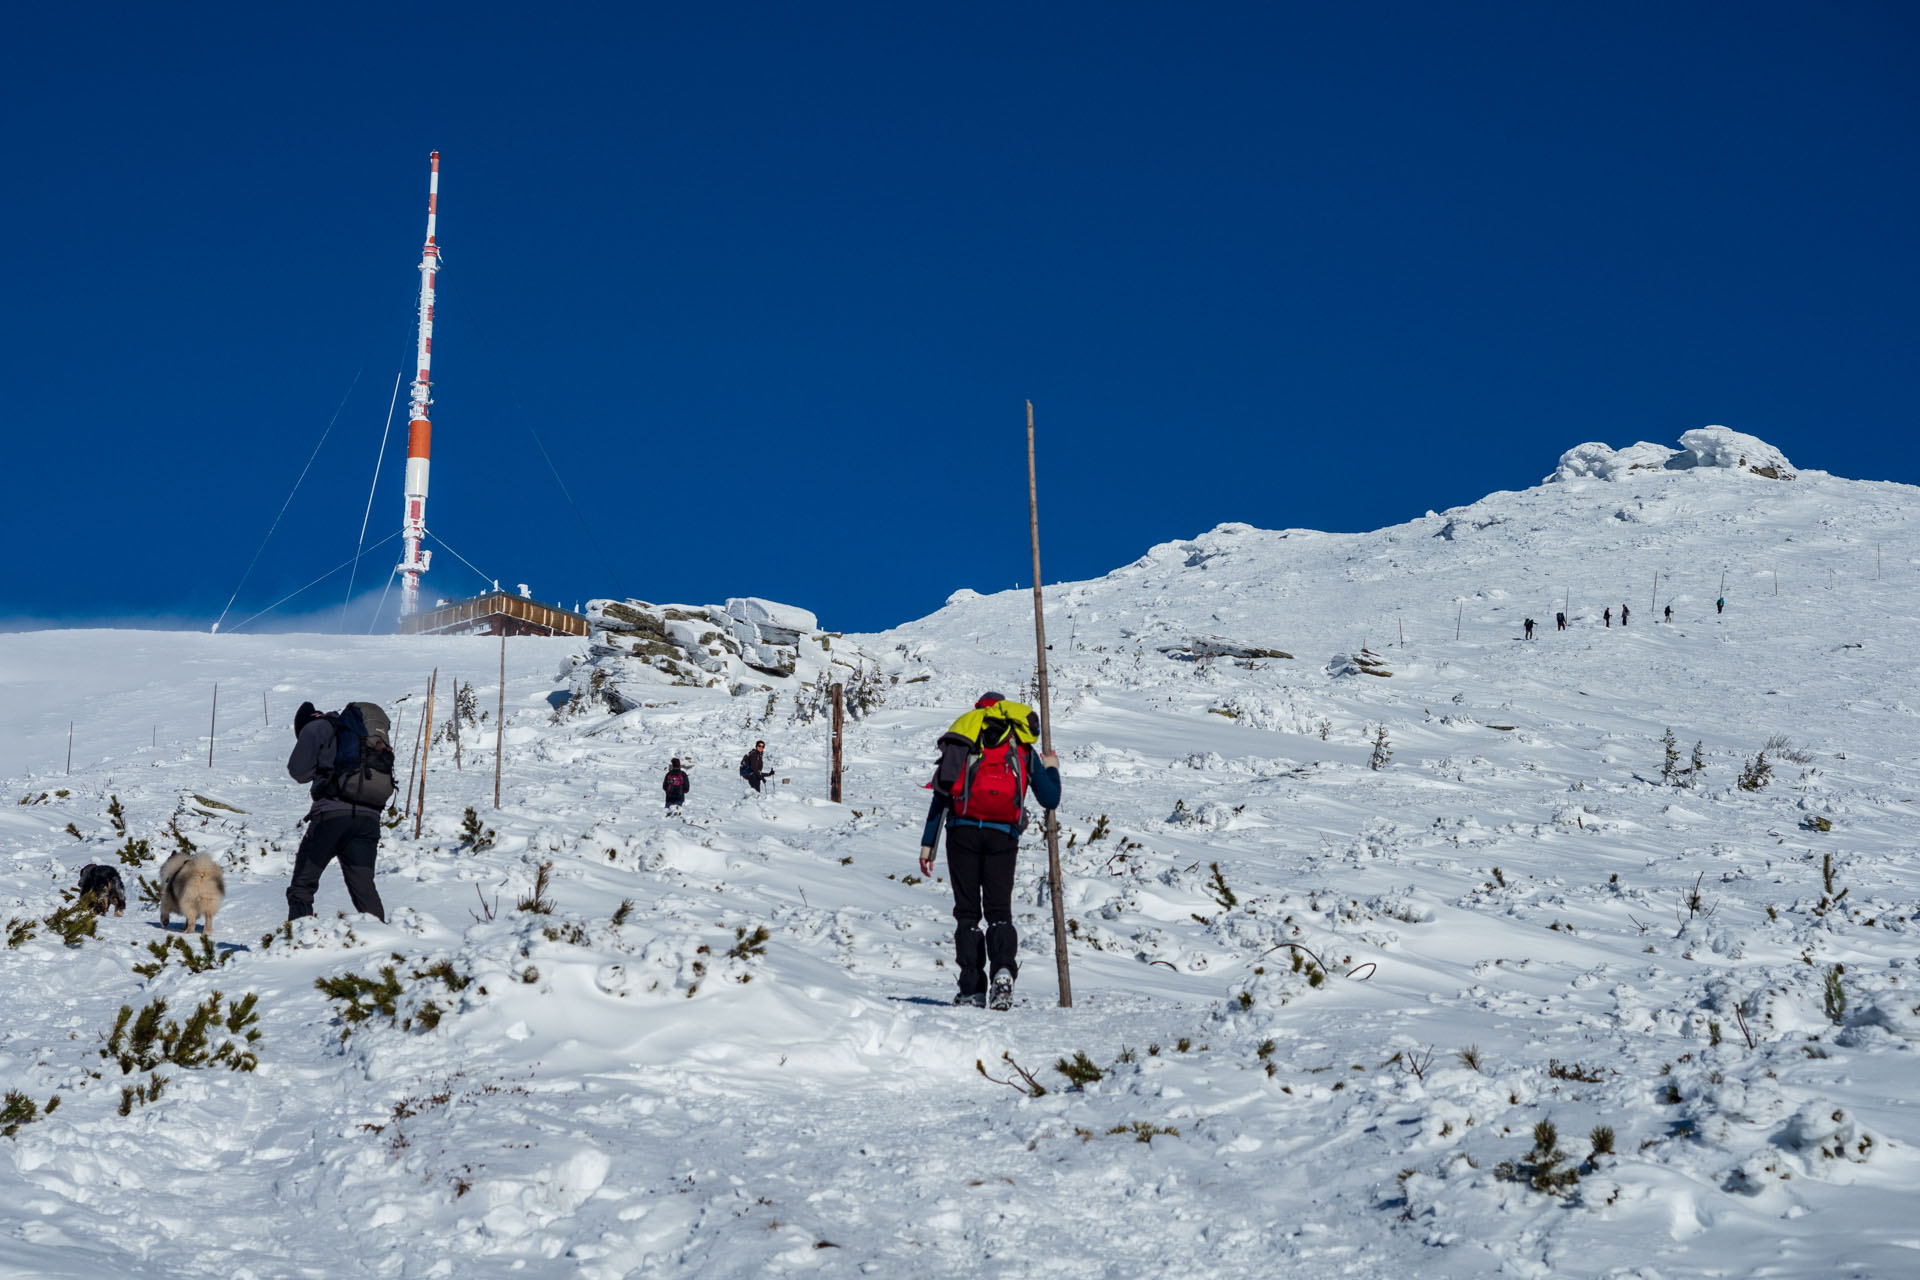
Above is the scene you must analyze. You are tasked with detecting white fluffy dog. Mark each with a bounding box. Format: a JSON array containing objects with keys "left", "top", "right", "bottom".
[{"left": 158, "top": 851, "right": 225, "bottom": 937}]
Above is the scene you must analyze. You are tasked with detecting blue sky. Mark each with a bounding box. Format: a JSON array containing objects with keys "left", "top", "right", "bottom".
[{"left": 4, "top": 3, "right": 1914, "bottom": 633}]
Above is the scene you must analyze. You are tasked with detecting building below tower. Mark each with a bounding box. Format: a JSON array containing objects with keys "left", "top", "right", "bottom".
[{"left": 396, "top": 590, "right": 589, "bottom": 638}]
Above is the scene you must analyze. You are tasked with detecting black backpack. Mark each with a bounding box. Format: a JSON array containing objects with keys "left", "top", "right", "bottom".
[{"left": 323, "top": 702, "right": 397, "bottom": 809}]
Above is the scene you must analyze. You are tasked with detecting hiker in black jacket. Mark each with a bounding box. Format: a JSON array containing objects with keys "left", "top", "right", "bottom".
[
  {"left": 918, "top": 693, "right": 1062, "bottom": 1010},
  {"left": 739, "top": 741, "right": 766, "bottom": 792},
  {"left": 663, "top": 758, "right": 690, "bottom": 810},
  {"left": 285, "top": 701, "right": 387, "bottom": 922}
]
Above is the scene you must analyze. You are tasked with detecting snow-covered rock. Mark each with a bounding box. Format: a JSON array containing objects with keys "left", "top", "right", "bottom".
[
  {"left": 1552, "top": 440, "right": 1679, "bottom": 481},
  {"left": 1670, "top": 425, "right": 1797, "bottom": 479}
]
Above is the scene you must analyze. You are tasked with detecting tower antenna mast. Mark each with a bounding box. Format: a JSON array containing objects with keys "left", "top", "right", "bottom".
[{"left": 397, "top": 151, "right": 440, "bottom": 617}]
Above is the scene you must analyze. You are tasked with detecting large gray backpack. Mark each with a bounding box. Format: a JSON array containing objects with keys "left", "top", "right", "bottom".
[{"left": 323, "top": 702, "right": 397, "bottom": 809}]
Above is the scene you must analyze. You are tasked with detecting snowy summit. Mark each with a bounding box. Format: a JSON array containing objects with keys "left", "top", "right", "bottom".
[{"left": 3, "top": 426, "right": 1917, "bottom": 1278}]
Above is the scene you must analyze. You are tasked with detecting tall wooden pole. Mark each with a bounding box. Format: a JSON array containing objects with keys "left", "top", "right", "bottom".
[
  {"left": 494, "top": 636, "right": 506, "bottom": 809},
  {"left": 66, "top": 722, "right": 72, "bottom": 775},
  {"left": 1649, "top": 571, "right": 1657, "bottom": 614},
  {"left": 262, "top": 690, "right": 269, "bottom": 728},
  {"left": 1027, "top": 400, "right": 1072, "bottom": 1008},
  {"left": 208, "top": 683, "right": 218, "bottom": 768},
  {"left": 830, "top": 683, "right": 845, "bottom": 803},
  {"left": 414, "top": 668, "right": 437, "bottom": 839}
]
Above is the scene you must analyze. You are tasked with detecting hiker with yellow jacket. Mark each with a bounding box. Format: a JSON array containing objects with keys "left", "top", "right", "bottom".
[{"left": 918, "top": 693, "right": 1062, "bottom": 1010}]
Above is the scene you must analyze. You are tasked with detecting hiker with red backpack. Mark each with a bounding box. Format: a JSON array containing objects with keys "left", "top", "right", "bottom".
[
  {"left": 663, "top": 758, "right": 691, "bottom": 810},
  {"left": 286, "top": 700, "right": 396, "bottom": 922},
  {"left": 918, "top": 692, "right": 1062, "bottom": 1010}
]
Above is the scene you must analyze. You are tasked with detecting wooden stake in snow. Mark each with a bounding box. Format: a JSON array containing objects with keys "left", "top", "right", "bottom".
[
  {"left": 830, "top": 683, "right": 845, "bottom": 803},
  {"left": 415, "top": 668, "right": 437, "bottom": 839},
  {"left": 1456, "top": 603, "right": 1463, "bottom": 641},
  {"left": 495, "top": 636, "right": 505, "bottom": 809},
  {"left": 263, "top": 690, "right": 269, "bottom": 728},
  {"left": 1650, "top": 571, "right": 1658, "bottom": 614},
  {"left": 1027, "top": 399, "right": 1073, "bottom": 1009},
  {"left": 66, "top": 722, "right": 72, "bottom": 775},
  {"left": 402, "top": 685, "right": 427, "bottom": 817},
  {"left": 208, "top": 683, "right": 218, "bottom": 768}
]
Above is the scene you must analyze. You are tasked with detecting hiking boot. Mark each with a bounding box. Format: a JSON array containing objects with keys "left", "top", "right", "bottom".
[
  {"left": 954, "top": 991, "right": 985, "bottom": 1008},
  {"left": 989, "top": 969, "right": 1014, "bottom": 1011}
]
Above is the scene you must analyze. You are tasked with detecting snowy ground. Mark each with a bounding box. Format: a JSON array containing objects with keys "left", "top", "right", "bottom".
[{"left": 4, "top": 445, "right": 1918, "bottom": 1278}]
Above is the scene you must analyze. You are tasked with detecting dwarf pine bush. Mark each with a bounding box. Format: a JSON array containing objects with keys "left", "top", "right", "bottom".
[
  {"left": 1370, "top": 725, "right": 1393, "bottom": 771},
  {"left": 2, "top": 1090, "right": 60, "bottom": 1138}
]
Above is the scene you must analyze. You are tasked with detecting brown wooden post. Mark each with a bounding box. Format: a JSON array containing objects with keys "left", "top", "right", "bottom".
[
  {"left": 66, "top": 722, "right": 72, "bottom": 775},
  {"left": 208, "top": 683, "right": 218, "bottom": 768},
  {"left": 830, "top": 683, "right": 845, "bottom": 803},
  {"left": 414, "top": 668, "right": 437, "bottom": 839},
  {"left": 1027, "top": 399, "right": 1073, "bottom": 1008},
  {"left": 263, "top": 690, "right": 269, "bottom": 727},
  {"left": 503, "top": 637, "right": 510, "bottom": 805},
  {"left": 401, "top": 686, "right": 426, "bottom": 817}
]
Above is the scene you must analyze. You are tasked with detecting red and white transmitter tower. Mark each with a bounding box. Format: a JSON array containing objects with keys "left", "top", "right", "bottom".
[{"left": 396, "top": 151, "right": 441, "bottom": 618}]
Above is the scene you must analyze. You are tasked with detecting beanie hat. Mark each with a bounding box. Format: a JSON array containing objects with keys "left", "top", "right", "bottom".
[
  {"left": 294, "top": 701, "right": 319, "bottom": 735},
  {"left": 975, "top": 691, "right": 1006, "bottom": 709}
]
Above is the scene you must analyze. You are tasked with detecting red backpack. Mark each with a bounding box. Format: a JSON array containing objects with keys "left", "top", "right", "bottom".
[{"left": 952, "top": 728, "right": 1028, "bottom": 825}]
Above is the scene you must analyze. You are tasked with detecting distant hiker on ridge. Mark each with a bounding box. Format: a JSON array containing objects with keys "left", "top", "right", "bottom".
[
  {"left": 1717, "top": 596, "right": 1725, "bottom": 614},
  {"left": 285, "top": 700, "right": 394, "bottom": 923},
  {"left": 1664, "top": 605, "right": 1672, "bottom": 623},
  {"left": 739, "top": 741, "right": 767, "bottom": 793},
  {"left": 663, "top": 758, "right": 690, "bottom": 811},
  {"left": 1604, "top": 607, "right": 1612, "bottom": 628},
  {"left": 1555, "top": 611, "right": 1566, "bottom": 632},
  {"left": 919, "top": 692, "right": 1061, "bottom": 1011},
  {"left": 1621, "top": 603, "right": 1629, "bottom": 626},
  {"left": 1523, "top": 617, "right": 1535, "bottom": 640}
]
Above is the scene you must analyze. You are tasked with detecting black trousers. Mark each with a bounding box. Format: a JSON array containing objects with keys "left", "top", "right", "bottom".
[
  {"left": 946, "top": 823, "right": 1019, "bottom": 996},
  {"left": 288, "top": 814, "right": 386, "bottom": 922}
]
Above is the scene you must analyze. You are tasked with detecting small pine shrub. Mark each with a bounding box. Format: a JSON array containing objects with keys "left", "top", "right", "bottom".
[
  {"left": 1688, "top": 741, "right": 1706, "bottom": 785},
  {"left": 1054, "top": 1051, "right": 1105, "bottom": 1088},
  {"left": 3, "top": 1090, "right": 60, "bottom": 1139},
  {"left": 1369, "top": 725, "right": 1393, "bottom": 771},
  {"left": 1589, "top": 1125, "right": 1615, "bottom": 1157},
  {"left": 1205, "top": 862, "right": 1238, "bottom": 910},
  {"left": 458, "top": 807, "right": 496, "bottom": 852},
  {"left": 1738, "top": 751, "right": 1772, "bottom": 792},
  {"left": 1824, "top": 964, "right": 1846, "bottom": 1023},
  {"left": 133, "top": 935, "right": 227, "bottom": 979},
  {"left": 103, "top": 991, "right": 260, "bottom": 1083},
  {"left": 116, "top": 837, "right": 152, "bottom": 868},
  {"left": 107, "top": 795, "right": 127, "bottom": 837},
  {"left": 611, "top": 898, "right": 635, "bottom": 926},
  {"left": 43, "top": 893, "right": 100, "bottom": 947},
  {"left": 1088, "top": 814, "right": 1111, "bottom": 843},
  {"left": 727, "top": 925, "right": 770, "bottom": 961},
  {"left": 1494, "top": 1120, "right": 1580, "bottom": 1196},
  {"left": 515, "top": 862, "right": 556, "bottom": 914},
  {"left": 315, "top": 966, "right": 405, "bottom": 1028},
  {"left": 1660, "top": 728, "right": 1680, "bottom": 785},
  {"left": 1107, "top": 1121, "right": 1179, "bottom": 1143},
  {"left": 5, "top": 918, "right": 36, "bottom": 949}
]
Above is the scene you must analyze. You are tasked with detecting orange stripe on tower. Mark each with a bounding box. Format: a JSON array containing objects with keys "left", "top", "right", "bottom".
[{"left": 408, "top": 420, "right": 432, "bottom": 458}]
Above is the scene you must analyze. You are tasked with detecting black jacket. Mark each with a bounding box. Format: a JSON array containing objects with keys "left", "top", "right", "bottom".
[{"left": 663, "top": 768, "right": 690, "bottom": 801}]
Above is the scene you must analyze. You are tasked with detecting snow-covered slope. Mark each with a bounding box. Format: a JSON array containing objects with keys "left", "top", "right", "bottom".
[{"left": 4, "top": 433, "right": 1918, "bottom": 1278}]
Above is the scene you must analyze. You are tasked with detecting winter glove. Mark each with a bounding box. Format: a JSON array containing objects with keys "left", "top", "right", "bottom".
[
  {"left": 918, "top": 846, "right": 935, "bottom": 877},
  {"left": 1039, "top": 751, "right": 1058, "bottom": 770}
]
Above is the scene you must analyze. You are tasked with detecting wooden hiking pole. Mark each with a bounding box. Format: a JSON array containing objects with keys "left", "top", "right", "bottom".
[
  {"left": 1027, "top": 399, "right": 1072, "bottom": 1008},
  {"left": 830, "top": 683, "right": 845, "bottom": 803},
  {"left": 414, "top": 668, "right": 437, "bottom": 839},
  {"left": 495, "top": 636, "right": 505, "bottom": 809},
  {"left": 208, "top": 683, "right": 218, "bottom": 767}
]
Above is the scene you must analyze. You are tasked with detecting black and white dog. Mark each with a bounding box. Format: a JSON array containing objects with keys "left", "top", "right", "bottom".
[{"left": 77, "top": 863, "right": 127, "bottom": 916}]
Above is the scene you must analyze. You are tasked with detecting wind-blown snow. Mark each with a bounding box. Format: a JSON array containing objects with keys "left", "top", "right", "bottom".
[{"left": 3, "top": 431, "right": 1917, "bottom": 1278}]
